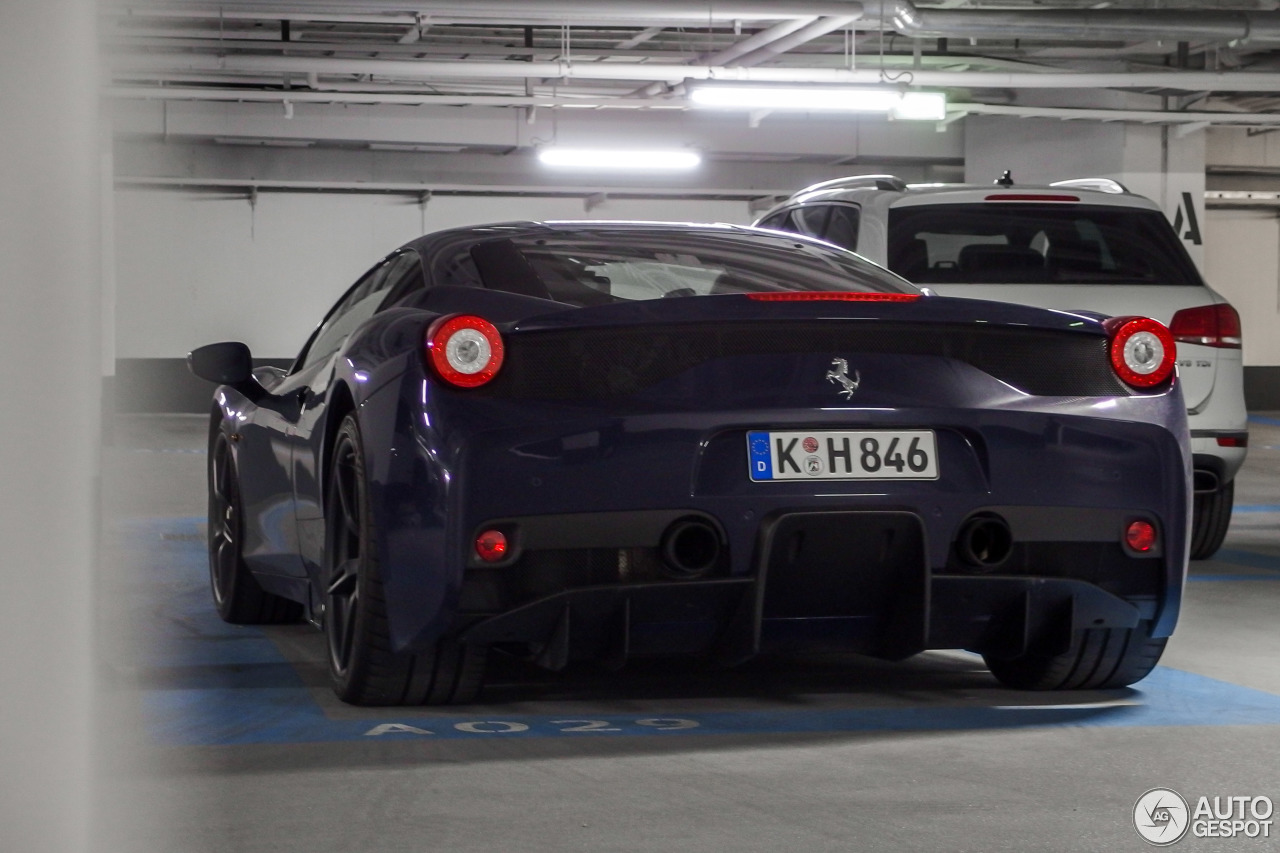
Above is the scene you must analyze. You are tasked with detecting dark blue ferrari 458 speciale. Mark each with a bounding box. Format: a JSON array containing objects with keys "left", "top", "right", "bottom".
[{"left": 189, "top": 221, "right": 1190, "bottom": 705}]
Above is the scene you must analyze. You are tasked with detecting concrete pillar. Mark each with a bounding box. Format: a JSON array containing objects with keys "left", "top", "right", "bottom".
[
  {"left": 0, "top": 2, "right": 99, "bottom": 851},
  {"left": 964, "top": 97, "right": 1207, "bottom": 270}
]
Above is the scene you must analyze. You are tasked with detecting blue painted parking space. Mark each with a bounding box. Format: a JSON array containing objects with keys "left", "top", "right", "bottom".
[
  {"left": 122, "top": 517, "right": 1280, "bottom": 747},
  {"left": 1189, "top": 547, "right": 1280, "bottom": 582}
]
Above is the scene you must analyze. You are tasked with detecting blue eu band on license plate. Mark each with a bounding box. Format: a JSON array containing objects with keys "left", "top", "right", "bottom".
[{"left": 747, "top": 430, "right": 939, "bottom": 481}]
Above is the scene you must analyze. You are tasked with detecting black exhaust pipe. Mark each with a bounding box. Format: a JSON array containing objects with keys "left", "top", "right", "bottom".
[
  {"left": 659, "top": 518, "right": 722, "bottom": 579},
  {"left": 1193, "top": 468, "right": 1221, "bottom": 495},
  {"left": 955, "top": 513, "right": 1013, "bottom": 572}
]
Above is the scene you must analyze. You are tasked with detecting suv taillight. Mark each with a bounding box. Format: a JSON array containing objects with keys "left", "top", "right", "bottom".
[{"left": 1168, "top": 304, "right": 1242, "bottom": 349}]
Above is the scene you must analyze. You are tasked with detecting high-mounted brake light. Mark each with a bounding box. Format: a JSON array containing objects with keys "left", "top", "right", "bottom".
[
  {"left": 1103, "top": 316, "right": 1176, "bottom": 389},
  {"left": 746, "top": 292, "right": 922, "bottom": 302},
  {"left": 984, "top": 194, "right": 1080, "bottom": 203},
  {"left": 1168, "top": 303, "right": 1242, "bottom": 349},
  {"left": 425, "top": 314, "right": 505, "bottom": 388}
]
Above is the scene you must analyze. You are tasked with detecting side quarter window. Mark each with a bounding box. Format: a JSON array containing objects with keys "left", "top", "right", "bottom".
[
  {"left": 791, "top": 205, "right": 831, "bottom": 239},
  {"left": 295, "top": 256, "right": 398, "bottom": 372},
  {"left": 822, "top": 205, "right": 861, "bottom": 252},
  {"left": 756, "top": 210, "right": 794, "bottom": 231},
  {"left": 378, "top": 250, "right": 427, "bottom": 309},
  {"left": 432, "top": 245, "right": 485, "bottom": 289}
]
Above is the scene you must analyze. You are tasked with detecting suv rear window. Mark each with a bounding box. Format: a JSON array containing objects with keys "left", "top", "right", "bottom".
[{"left": 887, "top": 203, "right": 1202, "bottom": 285}]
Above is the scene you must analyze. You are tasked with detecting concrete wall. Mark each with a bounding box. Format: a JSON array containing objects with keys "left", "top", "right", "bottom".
[
  {"left": 1206, "top": 126, "right": 1280, "bottom": 175},
  {"left": 1204, "top": 209, "right": 1280, "bottom": 408},
  {"left": 111, "top": 188, "right": 752, "bottom": 409},
  {"left": 104, "top": 92, "right": 966, "bottom": 412},
  {"left": 1204, "top": 210, "right": 1280, "bottom": 367},
  {"left": 0, "top": 2, "right": 98, "bottom": 850},
  {"left": 114, "top": 189, "right": 752, "bottom": 362},
  {"left": 112, "top": 115, "right": 1280, "bottom": 413}
]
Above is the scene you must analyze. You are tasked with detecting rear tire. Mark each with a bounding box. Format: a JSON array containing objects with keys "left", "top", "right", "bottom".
[
  {"left": 1189, "top": 479, "right": 1234, "bottom": 560},
  {"left": 208, "top": 436, "right": 302, "bottom": 624},
  {"left": 324, "top": 413, "right": 486, "bottom": 706},
  {"left": 983, "top": 621, "right": 1166, "bottom": 690}
]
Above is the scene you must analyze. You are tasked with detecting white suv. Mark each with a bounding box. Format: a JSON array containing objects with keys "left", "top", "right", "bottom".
[{"left": 756, "top": 174, "right": 1247, "bottom": 559}]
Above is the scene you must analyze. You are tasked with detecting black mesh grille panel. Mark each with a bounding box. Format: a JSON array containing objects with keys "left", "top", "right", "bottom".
[{"left": 485, "top": 322, "right": 1128, "bottom": 400}]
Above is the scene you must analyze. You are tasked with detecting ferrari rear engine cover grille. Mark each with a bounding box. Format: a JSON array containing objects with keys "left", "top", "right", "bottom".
[{"left": 488, "top": 322, "right": 1125, "bottom": 400}]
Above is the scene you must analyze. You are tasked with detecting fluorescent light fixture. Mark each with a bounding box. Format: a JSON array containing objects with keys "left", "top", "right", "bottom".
[
  {"left": 891, "top": 92, "right": 948, "bottom": 121},
  {"left": 689, "top": 86, "right": 946, "bottom": 121},
  {"left": 368, "top": 142, "right": 469, "bottom": 153},
  {"left": 213, "top": 136, "right": 314, "bottom": 147},
  {"left": 537, "top": 147, "right": 701, "bottom": 170}
]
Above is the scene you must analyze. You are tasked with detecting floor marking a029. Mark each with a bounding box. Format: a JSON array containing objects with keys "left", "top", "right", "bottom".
[{"left": 364, "top": 718, "right": 701, "bottom": 737}]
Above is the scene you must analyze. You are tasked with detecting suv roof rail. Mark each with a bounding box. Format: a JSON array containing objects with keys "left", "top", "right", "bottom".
[
  {"left": 799, "top": 174, "right": 908, "bottom": 194},
  {"left": 1049, "top": 177, "right": 1129, "bottom": 194}
]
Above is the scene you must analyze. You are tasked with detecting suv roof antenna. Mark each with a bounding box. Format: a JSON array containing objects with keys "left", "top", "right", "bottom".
[{"left": 995, "top": 170, "right": 1014, "bottom": 187}]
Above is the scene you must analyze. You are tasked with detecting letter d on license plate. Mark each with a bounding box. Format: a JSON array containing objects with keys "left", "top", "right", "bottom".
[{"left": 747, "top": 430, "right": 939, "bottom": 481}]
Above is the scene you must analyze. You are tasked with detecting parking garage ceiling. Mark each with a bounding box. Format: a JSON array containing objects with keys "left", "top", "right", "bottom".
[{"left": 105, "top": 1, "right": 1280, "bottom": 199}]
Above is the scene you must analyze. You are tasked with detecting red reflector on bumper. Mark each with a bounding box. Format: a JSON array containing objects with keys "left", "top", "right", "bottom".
[
  {"left": 1125, "top": 521, "right": 1156, "bottom": 553},
  {"left": 474, "top": 529, "right": 508, "bottom": 562},
  {"left": 1216, "top": 435, "right": 1248, "bottom": 448}
]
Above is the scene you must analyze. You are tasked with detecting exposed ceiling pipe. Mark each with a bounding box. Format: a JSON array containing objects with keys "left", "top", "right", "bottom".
[
  {"left": 948, "top": 101, "right": 1280, "bottom": 128},
  {"left": 114, "top": 175, "right": 795, "bottom": 200},
  {"left": 107, "top": 35, "right": 715, "bottom": 63},
  {"left": 109, "top": 2, "right": 863, "bottom": 26},
  {"left": 110, "top": 42, "right": 1067, "bottom": 85},
  {"left": 111, "top": 52, "right": 1280, "bottom": 93},
  {"left": 108, "top": 8, "right": 421, "bottom": 25},
  {"left": 103, "top": 85, "right": 1280, "bottom": 128},
  {"left": 112, "top": 1, "right": 1280, "bottom": 43},
  {"left": 625, "top": 16, "right": 822, "bottom": 98},
  {"left": 883, "top": 2, "right": 1280, "bottom": 44},
  {"left": 700, "top": 17, "right": 819, "bottom": 67},
  {"left": 103, "top": 85, "right": 674, "bottom": 108},
  {"left": 614, "top": 27, "right": 666, "bottom": 51},
  {"left": 729, "top": 15, "right": 861, "bottom": 67}
]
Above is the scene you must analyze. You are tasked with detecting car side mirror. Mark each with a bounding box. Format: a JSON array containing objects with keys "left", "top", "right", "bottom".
[{"left": 188, "top": 341, "right": 253, "bottom": 385}]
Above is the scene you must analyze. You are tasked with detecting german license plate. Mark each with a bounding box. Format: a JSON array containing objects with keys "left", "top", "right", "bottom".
[{"left": 747, "top": 430, "right": 939, "bottom": 481}]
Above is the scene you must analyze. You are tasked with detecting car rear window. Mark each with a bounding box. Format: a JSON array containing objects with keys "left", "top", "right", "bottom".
[
  {"left": 458, "top": 229, "right": 915, "bottom": 307},
  {"left": 887, "top": 203, "right": 1202, "bottom": 285}
]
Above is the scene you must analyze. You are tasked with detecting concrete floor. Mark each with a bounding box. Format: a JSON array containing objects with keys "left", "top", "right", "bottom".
[{"left": 94, "top": 414, "right": 1280, "bottom": 852}]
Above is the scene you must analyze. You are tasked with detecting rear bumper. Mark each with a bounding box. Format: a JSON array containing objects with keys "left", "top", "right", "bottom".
[
  {"left": 1188, "top": 430, "right": 1248, "bottom": 490},
  {"left": 457, "top": 533, "right": 1147, "bottom": 669},
  {"left": 454, "top": 506, "right": 1167, "bottom": 669},
  {"left": 364, "top": 374, "right": 1191, "bottom": 656}
]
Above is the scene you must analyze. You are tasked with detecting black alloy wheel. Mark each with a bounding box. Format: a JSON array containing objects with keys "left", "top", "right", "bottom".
[
  {"left": 323, "top": 413, "right": 487, "bottom": 706},
  {"left": 324, "top": 424, "right": 365, "bottom": 681},
  {"left": 208, "top": 434, "right": 300, "bottom": 624}
]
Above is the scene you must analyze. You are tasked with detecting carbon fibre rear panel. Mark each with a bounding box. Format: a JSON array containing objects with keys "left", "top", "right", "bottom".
[{"left": 484, "top": 321, "right": 1126, "bottom": 400}]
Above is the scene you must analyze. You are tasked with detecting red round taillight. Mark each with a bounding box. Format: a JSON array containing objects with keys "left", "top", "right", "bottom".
[
  {"left": 425, "top": 314, "right": 504, "bottom": 388},
  {"left": 1103, "top": 316, "right": 1176, "bottom": 389},
  {"left": 1125, "top": 520, "right": 1156, "bottom": 553},
  {"left": 474, "top": 529, "right": 508, "bottom": 563}
]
